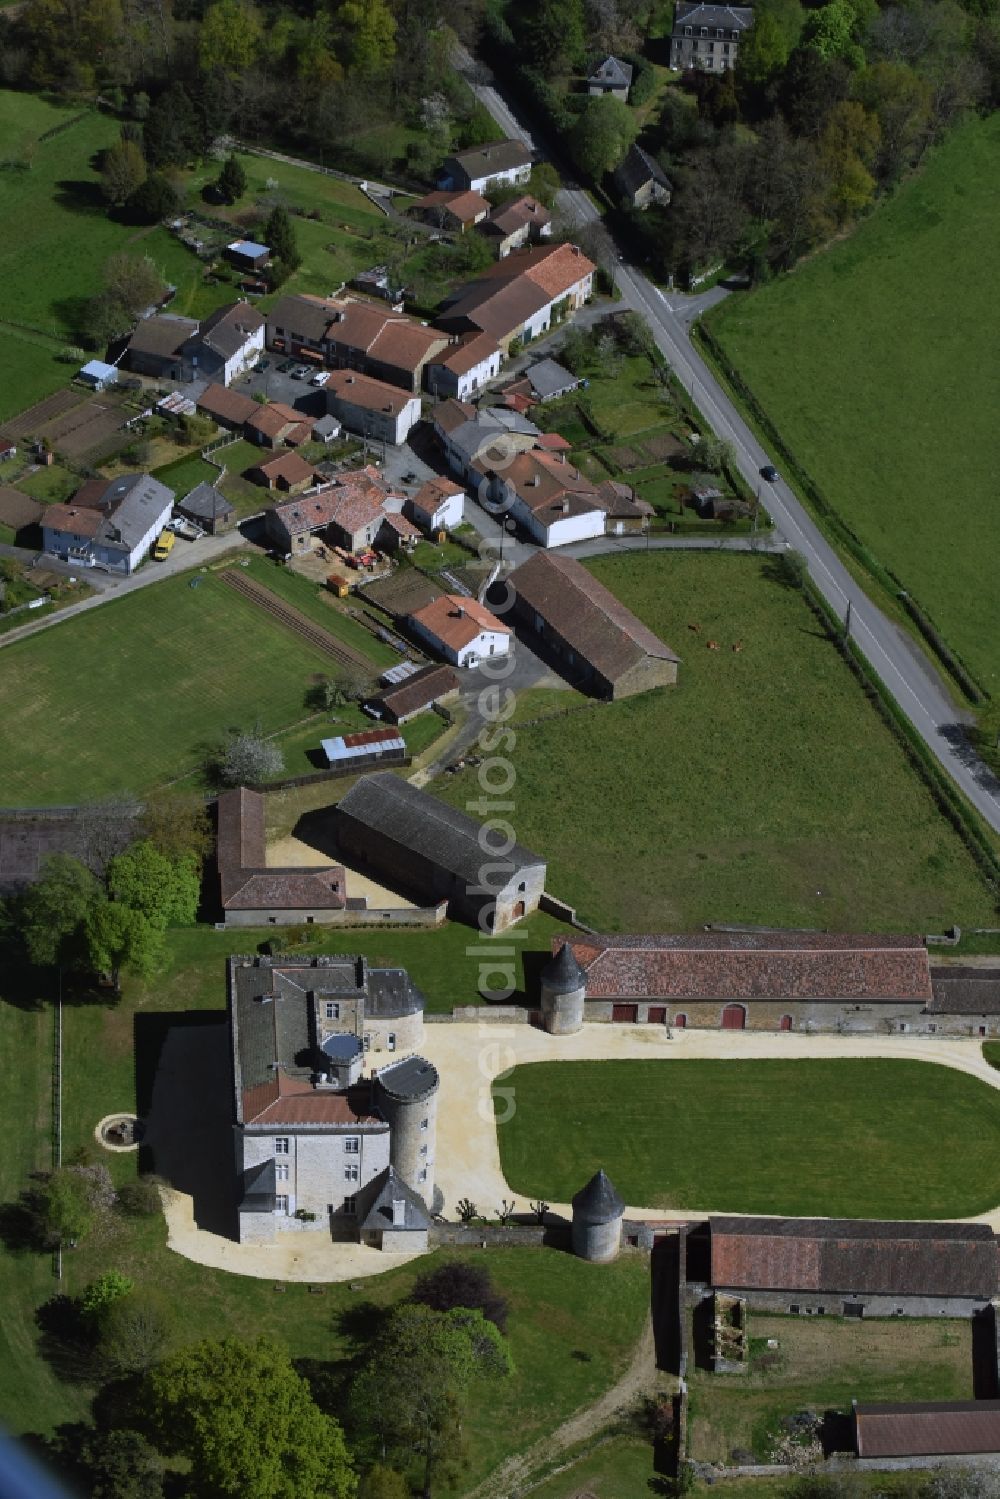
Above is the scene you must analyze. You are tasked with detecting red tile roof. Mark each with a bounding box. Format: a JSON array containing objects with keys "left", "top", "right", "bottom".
[
  {"left": 253, "top": 451, "right": 316, "bottom": 488},
  {"left": 326, "top": 369, "right": 416, "bottom": 415},
  {"left": 561, "top": 931, "right": 933, "bottom": 1002},
  {"left": 710, "top": 1217, "right": 997, "bottom": 1298},
  {"left": 216, "top": 787, "right": 346, "bottom": 913},
  {"left": 412, "top": 188, "right": 490, "bottom": 222},
  {"left": 410, "top": 476, "right": 465, "bottom": 520},
  {"left": 855, "top": 1402, "right": 1000, "bottom": 1459},
  {"left": 410, "top": 593, "right": 510, "bottom": 653},
  {"left": 246, "top": 402, "right": 301, "bottom": 439},
  {"left": 197, "top": 382, "right": 258, "bottom": 427},
  {"left": 433, "top": 332, "right": 501, "bottom": 376},
  {"left": 243, "top": 1069, "right": 380, "bottom": 1126},
  {"left": 271, "top": 466, "right": 398, "bottom": 538},
  {"left": 42, "top": 503, "right": 103, "bottom": 538}
]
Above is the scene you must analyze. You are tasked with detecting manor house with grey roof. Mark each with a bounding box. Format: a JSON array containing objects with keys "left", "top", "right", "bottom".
[{"left": 229, "top": 954, "right": 438, "bottom": 1250}]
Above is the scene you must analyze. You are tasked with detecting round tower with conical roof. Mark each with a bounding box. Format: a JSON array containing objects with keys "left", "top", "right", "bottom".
[
  {"left": 540, "top": 941, "right": 587, "bottom": 1035},
  {"left": 571, "top": 1168, "right": 625, "bottom": 1263}
]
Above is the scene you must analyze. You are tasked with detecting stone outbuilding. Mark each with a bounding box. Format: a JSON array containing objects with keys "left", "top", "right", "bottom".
[
  {"left": 358, "top": 1164, "right": 432, "bottom": 1252},
  {"left": 336, "top": 772, "right": 546, "bottom": 932},
  {"left": 540, "top": 941, "right": 587, "bottom": 1035},
  {"left": 572, "top": 1169, "right": 625, "bottom": 1263}
]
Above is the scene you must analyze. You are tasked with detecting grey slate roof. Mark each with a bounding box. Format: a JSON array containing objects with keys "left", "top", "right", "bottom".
[
  {"left": 572, "top": 1169, "right": 625, "bottom": 1225},
  {"left": 673, "top": 0, "right": 754, "bottom": 33},
  {"left": 447, "top": 140, "right": 532, "bottom": 180},
  {"left": 59, "top": 473, "right": 174, "bottom": 556},
  {"left": 615, "top": 145, "right": 673, "bottom": 200},
  {"left": 180, "top": 481, "right": 235, "bottom": 525},
  {"left": 588, "top": 54, "right": 634, "bottom": 89},
  {"left": 336, "top": 772, "right": 544, "bottom": 887},
  {"left": 930, "top": 967, "right": 1000, "bottom": 1014},
  {"left": 542, "top": 940, "right": 587, "bottom": 995},
  {"left": 375, "top": 1054, "right": 439, "bottom": 1102},
  {"left": 526, "top": 358, "right": 578, "bottom": 401},
  {"left": 197, "top": 300, "right": 265, "bottom": 361},
  {"left": 239, "top": 1158, "right": 276, "bottom": 1213},
  {"left": 358, "top": 1164, "right": 431, "bottom": 1233}
]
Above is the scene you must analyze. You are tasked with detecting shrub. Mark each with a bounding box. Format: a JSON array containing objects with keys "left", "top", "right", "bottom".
[
  {"left": 410, "top": 1261, "right": 509, "bottom": 1333},
  {"left": 116, "top": 1178, "right": 162, "bottom": 1217},
  {"left": 80, "top": 1270, "right": 134, "bottom": 1320}
]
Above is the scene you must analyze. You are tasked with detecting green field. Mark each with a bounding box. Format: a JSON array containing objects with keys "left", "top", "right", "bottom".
[
  {"left": 0, "top": 570, "right": 384, "bottom": 802},
  {"left": 707, "top": 113, "right": 1000, "bottom": 693},
  {"left": 437, "top": 552, "right": 995, "bottom": 932},
  {"left": 495, "top": 1058, "right": 1000, "bottom": 1217}
]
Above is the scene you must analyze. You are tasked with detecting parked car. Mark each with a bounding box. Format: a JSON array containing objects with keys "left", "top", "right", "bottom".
[
  {"left": 291, "top": 365, "right": 313, "bottom": 380},
  {"left": 760, "top": 464, "right": 779, "bottom": 483},
  {"left": 310, "top": 371, "right": 331, "bottom": 388},
  {"left": 153, "top": 529, "right": 175, "bottom": 561},
  {"left": 167, "top": 517, "right": 204, "bottom": 541},
  {"left": 258, "top": 358, "right": 271, "bottom": 372},
  {"left": 277, "top": 359, "right": 295, "bottom": 373}
]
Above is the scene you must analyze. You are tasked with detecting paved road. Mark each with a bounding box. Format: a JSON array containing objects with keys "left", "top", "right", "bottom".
[{"left": 458, "top": 54, "right": 1000, "bottom": 834}]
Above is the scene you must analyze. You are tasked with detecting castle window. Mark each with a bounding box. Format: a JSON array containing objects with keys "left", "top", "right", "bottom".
[
  {"left": 274, "top": 1137, "right": 289, "bottom": 1155},
  {"left": 420, "top": 1144, "right": 428, "bottom": 1156},
  {"left": 275, "top": 1194, "right": 289, "bottom": 1214},
  {"left": 344, "top": 1195, "right": 357, "bottom": 1214},
  {"left": 324, "top": 1001, "right": 340, "bottom": 1020},
  {"left": 418, "top": 1167, "right": 428, "bottom": 1183},
  {"left": 345, "top": 1163, "right": 360, "bottom": 1182},
  {"left": 275, "top": 1163, "right": 289, "bottom": 1181},
  {"left": 344, "top": 1136, "right": 360, "bottom": 1154},
  {"left": 420, "top": 1117, "right": 429, "bottom": 1131},
  {"left": 387, "top": 1032, "right": 396, "bottom": 1051}
]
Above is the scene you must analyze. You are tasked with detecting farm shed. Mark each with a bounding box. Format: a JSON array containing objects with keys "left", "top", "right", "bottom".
[{"left": 321, "top": 727, "right": 407, "bottom": 769}]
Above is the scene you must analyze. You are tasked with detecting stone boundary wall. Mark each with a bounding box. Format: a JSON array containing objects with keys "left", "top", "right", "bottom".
[{"left": 430, "top": 1222, "right": 568, "bottom": 1248}]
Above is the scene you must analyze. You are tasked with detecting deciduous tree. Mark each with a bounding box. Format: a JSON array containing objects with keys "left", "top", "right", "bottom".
[
  {"left": 18, "top": 854, "right": 100, "bottom": 968},
  {"left": 199, "top": 0, "right": 263, "bottom": 75},
  {"left": 107, "top": 840, "right": 200, "bottom": 927},
  {"left": 101, "top": 138, "right": 147, "bottom": 207},
  {"left": 216, "top": 730, "right": 285, "bottom": 786},
  {"left": 569, "top": 94, "right": 637, "bottom": 179},
  {"left": 82, "top": 900, "right": 163, "bottom": 990},
  {"left": 144, "top": 1336, "right": 356, "bottom": 1499}
]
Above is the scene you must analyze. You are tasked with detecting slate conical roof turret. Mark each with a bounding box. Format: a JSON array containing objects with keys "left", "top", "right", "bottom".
[
  {"left": 542, "top": 940, "right": 586, "bottom": 995},
  {"left": 571, "top": 1168, "right": 625, "bottom": 1225}
]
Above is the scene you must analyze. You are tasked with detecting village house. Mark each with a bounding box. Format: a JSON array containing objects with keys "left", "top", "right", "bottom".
[
  {"left": 336, "top": 772, "right": 546, "bottom": 931},
  {"left": 518, "top": 358, "right": 580, "bottom": 403},
  {"left": 502, "top": 552, "right": 679, "bottom": 699},
  {"left": 670, "top": 0, "right": 754, "bottom": 72},
  {"left": 440, "top": 139, "right": 533, "bottom": 195},
  {"left": 178, "top": 482, "right": 236, "bottom": 535},
  {"left": 473, "top": 447, "right": 607, "bottom": 547},
  {"left": 324, "top": 370, "right": 422, "bottom": 446},
  {"left": 432, "top": 400, "right": 541, "bottom": 482},
  {"left": 228, "top": 952, "right": 438, "bottom": 1248},
  {"left": 42, "top": 473, "right": 173, "bottom": 575},
  {"left": 264, "top": 465, "right": 407, "bottom": 554},
  {"left": 365, "top": 664, "right": 459, "bottom": 725},
  {"left": 425, "top": 332, "right": 503, "bottom": 402},
  {"left": 406, "top": 475, "right": 466, "bottom": 533},
  {"left": 245, "top": 401, "right": 312, "bottom": 449},
  {"left": 853, "top": 1401, "right": 1000, "bottom": 1462},
  {"left": 543, "top": 930, "right": 937, "bottom": 1032},
  {"left": 703, "top": 1216, "right": 998, "bottom": 1318},
  {"left": 436, "top": 243, "right": 596, "bottom": 353},
  {"left": 479, "top": 196, "right": 553, "bottom": 259},
  {"left": 587, "top": 54, "right": 634, "bottom": 99},
  {"left": 614, "top": 144, "right": 673, "bottom": 211},
  {"left": 196, "top": 383, "right": 258, "bottom": 432},
  {"left": 217, "top": 786, "right": 346, "bottom": 928},
  {"left": 125, "top": 302, "right": 264, "bottom": 384},
  {"left": 249, "top": 450, "right": 316, "bottom": 493},
  {"left": 601, "top": 479, "right": 655, "bottom": 534},
  {"left": 408, "top": 593, "right": 511, "bottom": 668},
  {"left": 266, "top": 294, "right": 449, "bottom": 394},
  {"left": 125, "top": 313, "right": 200, "bottom": 381},
  {"left": 409, "top": 188, "right": 490, "bottom": 232}
]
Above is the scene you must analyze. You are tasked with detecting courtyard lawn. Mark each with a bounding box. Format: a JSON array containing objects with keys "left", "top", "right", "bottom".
[
  {"left": 240, "top": 554, "right": 399, "bottom": 669},
  {"left": 435, "top": 551, "right": 996, "bottom": 932},
  {"left": 688, "top": 1313, "right": 971, "bottom": 1465},
  {"left": 495, "top": 1058, "right": 1000, "bottom": 1218},
  {"left": 707, "top": 113, "right": 1000, "bottom": 693},
  {"left": 0, "top": 570, "right": 352, "bottom": 803}
]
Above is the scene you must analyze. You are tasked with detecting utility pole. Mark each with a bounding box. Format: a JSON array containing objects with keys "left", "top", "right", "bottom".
[{"left": 843, "top": 598, "right": 852, "bottom": 643}]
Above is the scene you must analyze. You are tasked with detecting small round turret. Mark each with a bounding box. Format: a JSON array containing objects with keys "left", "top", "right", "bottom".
[
  {"left": 540, "top": 941, "right": 587, "bottom": 1035},
  {"left": 373, "top": 1055, "right": 439, "bottom": 1205},
  {"left": 571, "top": 1168, "right": 625, "bottom": 1262}
]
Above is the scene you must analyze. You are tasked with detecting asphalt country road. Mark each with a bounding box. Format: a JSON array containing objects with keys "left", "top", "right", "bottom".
[{"left": 459, "top": 53, "right": 1000, "bottom": 835}]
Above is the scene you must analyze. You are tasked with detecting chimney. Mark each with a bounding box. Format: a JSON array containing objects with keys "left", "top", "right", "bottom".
[
  {"left": 560, "top": 498, "right": 569, "bottom": 513},
  {"left": 455, "top": 604, "right": 466, "bottom": 618},
  {"left": 528, "top": 474, "right": 540, "bottom": 487}
]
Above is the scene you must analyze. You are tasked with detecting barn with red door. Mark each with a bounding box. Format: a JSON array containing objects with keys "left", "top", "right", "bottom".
[{"left": 543, "top": 931, "right": 938, "bottom": 1034}]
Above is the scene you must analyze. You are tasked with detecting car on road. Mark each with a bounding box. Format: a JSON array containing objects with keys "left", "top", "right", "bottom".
[{"left": 760, "top": 464, "right": 779, "bottom": 483}]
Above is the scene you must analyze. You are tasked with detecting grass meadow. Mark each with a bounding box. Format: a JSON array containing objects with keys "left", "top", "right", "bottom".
[
  {"left": 707, "top": 113, "right": 1000, "bottom": 693},
  {"left": 495, "top": 1057, "right": 1000, "bottom": 1217},
  {"left": 437, "top": 551, "right": 996, "bottom": 932},
  {"left": 0, "top": 569, "right": 360, "bottom": 802}
]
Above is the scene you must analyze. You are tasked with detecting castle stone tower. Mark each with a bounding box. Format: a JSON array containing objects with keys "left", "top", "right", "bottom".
[
  {"left": 540, "top": 941, "right": 587, "bottom": 1035},
  {"left": 373, "top": 1055, "right": 439, "bottom": 1207},
  {"left": 571, "top": 1169, "right": 625, "bottom": 1263}
]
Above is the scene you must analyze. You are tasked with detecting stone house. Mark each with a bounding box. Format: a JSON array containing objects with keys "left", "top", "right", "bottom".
[
  {"left": 853, "top": 1401, "right": 1000, "bottom": 1461},
  {"left": 126, "top": 302, "right": 264, "bottom": 384},
  {"left": 409, "top": 188, "right": 490, "bottom": 232},
  {"left": 408, "top": 593, "right": 511, "bottom": 669},
  {"left": 436, "top": 243, "right": 596, "bottom": 354},
  {"left": 551, "top": 930, "right": 936, "bottom": 1031},
  {"left": 196, "top": 383, "right": 258, "bottom": 432},
  {"left": 704, "top": 1216, "right": 999, "bottom": 1318},
  {"left": 336, "top": 771, "right": 546, "bottom": 931},
  {"left": 366, "top": 664, "right": 459, "bottom": 725},
  {"left": 228, "top": 953, "right": 437, "bottom": 1247},
  {"left": 472, "top": 448, "right": 607, "bottom": 547},
  {"left": 614, "top": 145, "right": 673, "bottom": 211},
  {"left": 265, "top": 466, "right": 407, "bottom": 553},
  {"left": 406, "top": 476, "right": 466, "bottom": 533},
  {"left": 479, "top": 196, "right": 553, "bottom": 259},
  {"left": 249, "top": 450, "right": 316, "bottom": 493},
  {"left": 125, "top": 313, "right": 199, "bottom": 380},
  {"left": 501, "top": 552, "right": 679, "bottom": 699},
  {"left": 587, "top": 54, "right": 634, "bottom": 99},
  {"left": 425, "top": 333, "right": 503, "bottom": 402},
  {"left": 324, "top": 370, "right": 422, "bottom": 446},
  {"left": 246, "top": 402, "right": 312, "bottom": 449},
  {"left": 178, "top": 482, "right": 236, "bottom": 535},
  {"left": 266, "top": 294, "right": 449, "bottom": 394},
  {"left": 670, "top": 0, "right": 754, "bottom": 72},
  {"left": 42, "top": 474, "right": 173, "bottom": 575},
  {"left": 440, "top": 140, "right": 533, "bottom": 195},
  {"left": 216, "top": 787, "right": 347, "bottom": 927}
]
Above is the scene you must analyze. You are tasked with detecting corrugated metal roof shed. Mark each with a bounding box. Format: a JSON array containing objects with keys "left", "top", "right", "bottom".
[{"left": 321, "top": 729, "right": 406, "bottom": 763}]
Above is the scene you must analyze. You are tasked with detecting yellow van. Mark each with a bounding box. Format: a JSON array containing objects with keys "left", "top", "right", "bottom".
[{"left": 153, "top": 529, "right": 175, "bottom": 561}]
